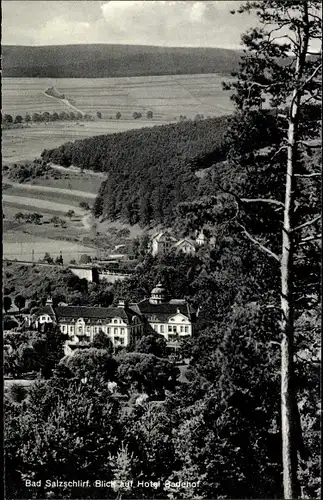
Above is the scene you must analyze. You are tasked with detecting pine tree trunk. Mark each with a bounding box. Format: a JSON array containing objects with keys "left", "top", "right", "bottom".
[
  {"left": 281, "top": 10, "right": 309, "bottom": 493},
  {"left": 281, "top": 111, "right": 299, "bottom": 498}
]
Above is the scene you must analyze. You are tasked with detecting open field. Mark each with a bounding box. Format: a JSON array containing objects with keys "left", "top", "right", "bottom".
[
  {"left": 3, "top": 194, "right": 85, "bottom": 215},
  {"left": 3, "top": 74, "right": 233, "bottom": 119},
  {"left": 3, "top": 229, "right": 97, "bottom": 262},
  {"left": 2, "top": 74, "right": 233, "bottom": 163},
  {"left": 2, "top": 120, "right": 163, "bottom": 164},
  {"left": 16, "top": 170, "right": 104, "bottom": 193},
  {"left": 3, "top": 182, "right": 97, "bottom": 208},
  {"left": 2, "top": 185, "right": 97, "bottom": 262}
]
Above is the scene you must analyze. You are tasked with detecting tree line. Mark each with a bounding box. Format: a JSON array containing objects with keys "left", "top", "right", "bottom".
[{"left": 2, "top": 110, "right": 94, "bottom": 127}]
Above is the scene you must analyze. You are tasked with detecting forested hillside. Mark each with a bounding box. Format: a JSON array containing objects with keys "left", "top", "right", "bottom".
[
  {"left": 41, "top": 111, "right": 282, "bottom": 226},
  {"left": 3, "top": 44, "right": 242, "bottom": 78},
  {"left": 41, "top": 116, "right": 228, "bottom": 224}
]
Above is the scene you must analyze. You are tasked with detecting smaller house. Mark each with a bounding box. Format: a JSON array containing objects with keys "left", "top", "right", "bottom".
[
  {"left": 173, "top": 238, "right": 196, "bottom": 256},
  {"left": 150, "top": 231, "right": 178, "bottom": 257},
  {"left": 196, "top": 230, "right": 216, "bottom": 248},
  {"left": 196, "top": 230, "right": 207, "bottom": 246}
]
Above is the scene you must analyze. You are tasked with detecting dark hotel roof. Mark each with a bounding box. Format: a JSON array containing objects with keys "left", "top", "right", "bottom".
[
  {"left": 137, "top": 299, "right": 196, "bottom": 321},
  {"left": 38, "top": 305, "right": 141, "bottom": 324}
]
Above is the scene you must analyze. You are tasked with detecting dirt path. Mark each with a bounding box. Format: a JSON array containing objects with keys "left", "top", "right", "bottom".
[
  {"left": 4, "top": 181, "right": 97, "bottom": 199},
  {"left": 43, "top": 91, "right": 85, "bottom": 116}
]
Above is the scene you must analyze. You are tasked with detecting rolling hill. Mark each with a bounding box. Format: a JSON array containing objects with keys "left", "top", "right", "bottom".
[{"left": 2, "top": 44, "right": 243, "bottom": 78}]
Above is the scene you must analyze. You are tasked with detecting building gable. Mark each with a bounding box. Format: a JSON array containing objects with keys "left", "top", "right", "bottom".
[{"left": 168, "top": 313, "right": 190, "bottom": 323}]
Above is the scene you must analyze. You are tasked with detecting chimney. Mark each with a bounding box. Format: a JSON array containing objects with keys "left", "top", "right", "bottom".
[
  {"left": 46, "top": 295, "right": 53, "bottom": 306},
  {"left": 118, "top": 299, "right": 128, "bottom": 308}
]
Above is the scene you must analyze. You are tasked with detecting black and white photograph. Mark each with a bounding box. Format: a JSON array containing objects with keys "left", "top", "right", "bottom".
[{"left": 2, "top": 1, "right": 322, "bottom": 499}]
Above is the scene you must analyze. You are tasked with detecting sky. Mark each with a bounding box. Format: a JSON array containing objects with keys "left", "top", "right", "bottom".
[{"left": 2, "top": 1, "right": 259, "bottom": 49}]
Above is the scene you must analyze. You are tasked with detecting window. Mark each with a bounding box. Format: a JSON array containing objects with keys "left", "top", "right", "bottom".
[
  {"left": 120, "top": 328, "right": 125, "bottom": 335},
  {"left": 119, "top": 338, "right": 125, "bottom": 345},
  {"left": 114, "top": 328, "right": 118, "bottom": 334},
  {"left": 70, "top": 326, "right": 74, "bottom": 333},
  {"left": 107, "top": 327, "right": 110, "bottom": 334},
  {"left": 173, "top": 326, "right": 177, "bottom": 332},
  {"left": 87, "top": 326, "right": 90, "bottom": 332},
  {"left": 94, "top": 327, "right": 98, "bottom": 334},
  {"left": 185, "top": 326, "right": 189, "bottom": 333},
  {"left": 62, "top": 325, "right": 66, "bottom": 333},
  {"left": 113, "top": 319, "right": 118, "bottom": 324},
  {"left": 78, "top": 326, "right": 83, "bottom": 333},
  {"left": 180, "top": 326, "right": 184, "bottom": 333},
  {"left": 168, "top": 326, "right": 172, "bottom": 332},
  {"left": 160, "top": 325, "right": 164, "bottom": 333},
  {"left": 41, "top": 316, "right": 45, "bottom": 321}
]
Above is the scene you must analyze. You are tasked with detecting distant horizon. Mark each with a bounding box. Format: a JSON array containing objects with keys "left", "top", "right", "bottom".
[{"left": 3, "top": 42, "right": 243, "bottom": 51}]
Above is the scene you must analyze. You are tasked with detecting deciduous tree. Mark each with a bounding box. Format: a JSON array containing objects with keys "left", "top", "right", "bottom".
[
  {"left": 14, "top": 294, "right": 25, "bottom": 312},
  {"left": 3, "top": 295, "right": 12, "bottom": 313}
]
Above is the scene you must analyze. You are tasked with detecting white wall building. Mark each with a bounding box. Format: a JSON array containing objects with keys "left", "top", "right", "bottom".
[
  {"left": 34, "top": 302, "right": 145, "bottom": 355},
  {"left": 135, "top": 283, "right": 197, "bottom": 347},
  {"left": 150, "top": 231, "right": 178, "bottom": 256}
]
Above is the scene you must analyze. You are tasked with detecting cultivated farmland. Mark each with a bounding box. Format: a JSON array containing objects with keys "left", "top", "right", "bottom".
[
  {"left": 2, "top": 74, "right": 233, "bottom": 118},
  {"left": 2, "top": 73, "right": 234, "bottom": 162}
]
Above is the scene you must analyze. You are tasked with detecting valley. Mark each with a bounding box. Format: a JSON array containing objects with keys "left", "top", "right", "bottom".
[{"left": 2, "top": 72, "right": 233, "bottom": 265}]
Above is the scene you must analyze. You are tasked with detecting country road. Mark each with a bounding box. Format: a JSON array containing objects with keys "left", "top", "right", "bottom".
[
  {"left": 4, "top": 181, "right": 97, "bottom": 199},
  {"left": 43, "top": 90, "right": 85, "bottom": 116}
]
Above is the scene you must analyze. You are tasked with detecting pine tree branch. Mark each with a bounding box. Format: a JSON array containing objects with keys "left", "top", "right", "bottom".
[
  {"left": 307, "top": 12, "right": 323, "bottom": 24},
  {"left": 292, "top": 215, "right": 321, "bottom": 232},
  {"left": 241, "top": 198, "right": 285, "bottom": 207},
  {"left": 214, "top": 182, "right": 284, "bottom": 209},
  {"left": 300, "top": 63, "right": 322, "bottom": 90},
  {"left": 295, "top": 353, "right": 321, "bottom": 365},
  {"left": 270, "top": 145, "right": 287, "bottom": 160},
  {"left": 301, "top": 93, "right": 321, "bottom": 105},
  {"left": 236, "top": 222, "right": 280, "bottom": 262},
  {"left": 299, "top": 233, "right": 322, "bottom": 244},
  {"left": 294, "top": 173, "right": 321, "bottom": 178},
  {"left": 266, "top": 22, "right": 293, "bottom": 38},
  {"left": 298, "top": 141, "right": 321, "bottom": 149},
  {"left": 265, "top": 304, "right": 281, "bottom": 311}
]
